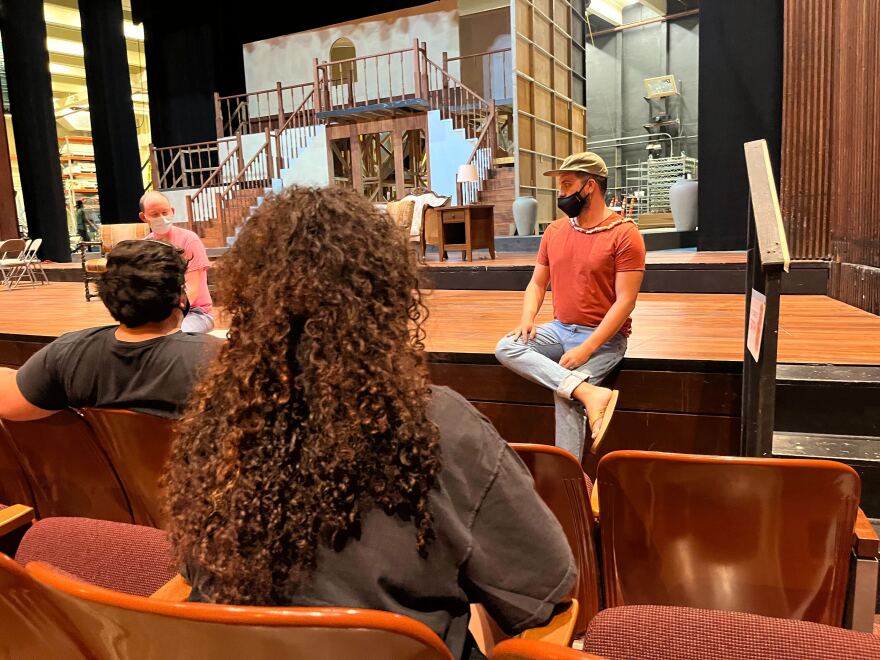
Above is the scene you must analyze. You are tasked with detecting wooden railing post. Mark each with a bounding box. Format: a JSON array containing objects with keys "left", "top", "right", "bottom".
[
  {"left": 213, "top": 92, "right": 224, "bottom": 139},
  {"left": 215, "top": 191, "right": 226, "bottom": 240},
  {"left": 185, "top": 193, "right": 194, "bottom": 227},
  {"left": 265, "top": 128, "right": 274, "bottom": 180},
  {"left": 313, "top": 58, "right": 324, "bottom": 113},
  {"left": 235, "top": 133, "right": 244, "bottom": 174},
  {"left": 412, "top": 38, "right": 423, "bottom": 99},
  {"left": 488, "top": 100, "right": 497, "bottom": 155},
  {"left": 276, "top": 81, "right": 285, "bottom": 130},
  {"left": 420, "top": 42, "right": 429, "bottom": 99},
  {"left": 149, "top": 143, "right": 159, "bottom": 190}
]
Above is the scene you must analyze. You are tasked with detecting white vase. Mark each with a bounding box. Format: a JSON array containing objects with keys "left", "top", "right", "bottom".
[
  {"left": 512, "top": 196, "right": 538, "bottom": 236},
  {"left": 669, "top": 178, "right": 698, "bottom": 232}
]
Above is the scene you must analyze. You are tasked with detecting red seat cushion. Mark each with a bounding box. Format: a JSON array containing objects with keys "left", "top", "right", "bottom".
[{"left": 15, "top": 517, "right": 174, "bottom": 597}]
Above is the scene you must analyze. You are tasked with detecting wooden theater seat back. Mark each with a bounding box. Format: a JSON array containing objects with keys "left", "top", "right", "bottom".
[
  {"left": 597, "top": 450, "right": 861, "bottom": 626},
  {"left": 81, "top": 408, "right": 177, "bottom": 529},
  {"left": 0, "top": 554, "right": 87, "bottom": 659},
  {"left": 26, "top": 561, "right": 454, "bottom": 660},
  {"left": 511, "top": 443, "right": 600, "bottom": 633},
  {"left": 0, "top": 411, "right": 133, "bottom": 523}
]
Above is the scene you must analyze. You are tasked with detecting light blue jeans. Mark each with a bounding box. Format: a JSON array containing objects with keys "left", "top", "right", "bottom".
[
  {"left": 182, "top": 308, "right": 215, "bottom": 334},
  {"left": 495, "top": 320, "right": 627, "bottom": 460}
]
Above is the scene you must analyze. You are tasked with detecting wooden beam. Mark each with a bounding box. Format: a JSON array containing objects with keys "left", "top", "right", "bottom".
[{"left": 744, "top": 139, "right": 791, "bottom": 272}]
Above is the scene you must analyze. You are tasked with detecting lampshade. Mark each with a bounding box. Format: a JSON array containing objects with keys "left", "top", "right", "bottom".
[{"left": 456, "top": 164, "right": 479, "bottom": 183}]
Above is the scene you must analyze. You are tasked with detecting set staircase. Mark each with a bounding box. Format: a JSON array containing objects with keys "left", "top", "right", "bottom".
[{"left": 147, "top": 41, "right": 514, "bottom": 247}]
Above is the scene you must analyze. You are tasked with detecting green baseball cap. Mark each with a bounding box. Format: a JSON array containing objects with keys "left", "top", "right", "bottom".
[{"left": 543, "top": 151, "right": 608, "bottom": 178}]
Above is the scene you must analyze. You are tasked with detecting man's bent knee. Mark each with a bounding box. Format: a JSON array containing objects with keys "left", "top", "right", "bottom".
[{"left": 495, "top": 335, "right": 521, "bottom": 363}]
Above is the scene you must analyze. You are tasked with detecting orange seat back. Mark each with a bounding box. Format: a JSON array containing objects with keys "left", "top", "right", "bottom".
[
  {"left": 0, "top": 412, "right": 133, "bottom": 523},
  {"left": 81, "top": 409, "right": 176, "bottom": 529},
  {"left": 512, "top": 443, "right": 600, "bottom": 633},
  {"left": 597, "top": 450, "right": 860, "bottom": 625},
  {"left": 27, "top": 561, "right": 454, "bottom": 660},
  {"left": 0, "top": 424, "right": 35, "bottom": 511},
  {"left": 0, "top": 554, "right": 87, "bottom": 658}
]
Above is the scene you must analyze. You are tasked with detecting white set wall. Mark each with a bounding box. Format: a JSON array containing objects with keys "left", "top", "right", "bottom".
[{"left": 242, "top": 1, "right": 461, "bottom": 92}]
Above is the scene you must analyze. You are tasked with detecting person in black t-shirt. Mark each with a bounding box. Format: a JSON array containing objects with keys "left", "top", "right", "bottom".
[
  {"left": 0, "top": 240, "right": 221, "bottom": 421},
  {"left": 164, "top": 187, "right": 575, "bottom": 660}
]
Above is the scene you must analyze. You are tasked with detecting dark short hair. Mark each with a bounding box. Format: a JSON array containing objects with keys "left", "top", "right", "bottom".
[
  {"left": 579, "top": 172, "right": 608, "bottom": 194},
  {"left": 98, "top": 240, "right": 187, "bottom": 327}
]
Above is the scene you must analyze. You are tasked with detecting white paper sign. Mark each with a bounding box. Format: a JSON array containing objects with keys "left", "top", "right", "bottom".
[{"left": 747, "top": 289, "right": 766, "bottom": 362}]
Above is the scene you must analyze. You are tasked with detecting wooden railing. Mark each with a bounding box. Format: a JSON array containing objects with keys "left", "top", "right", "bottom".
[
  {"left": 459, "top": 102, "right": 497, "bottom": 206},
  {"left": 443, "top": 47, "right": 512, "bottom": 102},
  {"left": 314, "top": 40, "right": 427, "bottom": 113},
  {"left": 212, "top": 129, "right": 275, "bottom": 238},
  {"left": 184, "top": 138, "right": 242, "bottom": 232},
  {"left": 273, "top": 89, "right": 318, "bottom": 174},
  {"left": 215, "top": 83, "right": 314, "bottom": 138},
  {"left": 424, "top": 57, "right": 492, "bottom": 141},
  {"left": 150, "top": 137, "right": 239, "bottom": 190}
]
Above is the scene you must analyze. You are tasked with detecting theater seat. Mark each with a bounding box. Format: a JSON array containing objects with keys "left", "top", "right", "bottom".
[
  {"left": 14, "top": 516, "right": 174, "bottom": 598},
  {"left": 0, "top": 412, "right": 134, "bottom": 523},
  {"left": 0, "top": 554, "right": 87, "bottom": 658},
  {"left": 491, "top": 606, "right": 880, "bottom": 659},
  {"left": 512, "top": 444, "right": 600, "bottom": 633},
  {"left": 81, "top": 408, "right": 177, "bottom": 529},
  {"left": 597, "top": 450, "right": 871, "bottom": 628},
  {"left": 26, "top": 561, "right": 454, "bottom": 660},
  {"left": 581, "top": 605, "right": 880, "bottom": 660}
]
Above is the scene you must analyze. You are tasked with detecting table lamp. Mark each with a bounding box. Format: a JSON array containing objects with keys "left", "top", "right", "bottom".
[{"left": 456, "top": 163, "right": 479, "bottom": 206}]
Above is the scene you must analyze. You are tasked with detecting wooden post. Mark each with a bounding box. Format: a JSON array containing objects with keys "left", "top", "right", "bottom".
[
  {"left": 313, "top": 58, "right": 324, "bottom": 113},
  {"left": 488, "top": 100, "right": 497, "bottom": 155},
  {"left": 185, "top": 193, "right": 194, "bottom": 227},
  {"left": 213, "top": 92, "right": 224, "bottom": 139},
  {"left": 216, "top": 191, "right": 227, "bottom": 241},
  {"left": 276, "top": 81, "right": 285, "bottom": 130},
  {"left": 235, "top": 133, "right": 244, "bottom": 174},
  {"left": 265, "top": 128, "right": 274, "bottom": 180},
  {"left": 412, "top": 38, "right": 423, "bottom": 99},
  {"left": 149, "top": 143, "right": 159, "bottom": 190},
  {"left": 420, "top": 41, "right": 429, "bottom": 101}
]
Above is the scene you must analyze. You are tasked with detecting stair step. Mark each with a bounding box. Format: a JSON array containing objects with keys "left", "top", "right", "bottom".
[
  {"left": 776, "top": 365, "right": 880, "bottom": 437},
  {"left": 773, "top": 431, "right": 880, "bottom": 516}
]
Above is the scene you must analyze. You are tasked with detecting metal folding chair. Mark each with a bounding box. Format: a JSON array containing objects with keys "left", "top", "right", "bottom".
[
  {"left": 0, "top": 239, "right": 30, "bottom": 289},
  {"left": 23, "top": 238, "right": 48, "bottom": 285}
]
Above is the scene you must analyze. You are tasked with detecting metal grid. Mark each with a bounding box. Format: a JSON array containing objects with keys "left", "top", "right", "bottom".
[{"left": 646, "top": 155, "right": 698, "bottom": 213}]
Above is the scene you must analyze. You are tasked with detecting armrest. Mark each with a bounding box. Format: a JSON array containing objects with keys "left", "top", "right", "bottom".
[
  {"left": 520, "top": 599, "right": 579, "bottom": 647},
  {"left": 590, "top": 484, "right": 600, "bottom": 520},
  {"left": 0, "top": 504, "right": 35, "bottom": 537},
  {"left": 149, "top": 574, "right": 192, "bottom": 602},
  {"left": 853, "top": 508, "right": 879, "bottom": 559},
  {"left": 469, "top": 599, "right": 580, "bottom": 656}
]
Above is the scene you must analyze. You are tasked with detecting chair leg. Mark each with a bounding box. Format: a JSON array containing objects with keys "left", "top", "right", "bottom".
[{"left": 845, "top": 554, "right": 879, "bottom": 632}]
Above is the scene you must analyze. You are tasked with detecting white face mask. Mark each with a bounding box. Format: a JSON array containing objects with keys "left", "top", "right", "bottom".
[{"left": 148, "top": 215, "right": 174, "bottom": 234}]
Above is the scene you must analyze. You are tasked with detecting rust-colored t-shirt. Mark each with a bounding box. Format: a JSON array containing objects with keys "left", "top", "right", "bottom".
[{"left": 536, "top": 214, "right": 646, "bottom": 336}]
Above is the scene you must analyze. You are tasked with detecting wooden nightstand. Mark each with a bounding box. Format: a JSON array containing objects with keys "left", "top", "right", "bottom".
[{"left": 435, "top": 204, "right": 496, "bottom": 262}]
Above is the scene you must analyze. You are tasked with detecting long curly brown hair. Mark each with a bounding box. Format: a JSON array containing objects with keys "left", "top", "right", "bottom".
[{"left": 165, "top": 186, "right": 440, "bottom": 604}]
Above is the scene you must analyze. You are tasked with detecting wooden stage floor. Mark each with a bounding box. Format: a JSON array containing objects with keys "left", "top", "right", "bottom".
[{"left": 1, "top": 283, "right": 879, "bottom": 366}]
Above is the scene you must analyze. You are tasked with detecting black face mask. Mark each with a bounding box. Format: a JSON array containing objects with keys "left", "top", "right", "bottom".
[{"left": 557, "top": 180, "right": 590, "bottom": 218}]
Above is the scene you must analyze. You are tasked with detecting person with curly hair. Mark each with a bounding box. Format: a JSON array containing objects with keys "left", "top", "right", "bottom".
[
  {"left": 166, "top": 187, "right": 575, "bottom": 659},
  {"left": 0, "top": 240, "right": 221, "bottom": 421}
]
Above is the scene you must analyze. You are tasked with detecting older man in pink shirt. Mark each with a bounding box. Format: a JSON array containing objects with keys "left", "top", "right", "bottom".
[{"left": 139, "top": 191, "right": 214, "bottom": 333}]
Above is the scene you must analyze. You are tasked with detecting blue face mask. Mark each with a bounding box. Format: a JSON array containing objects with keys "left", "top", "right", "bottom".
[{"left": 557, "top": 180, "right": 590, "bottom": 218}]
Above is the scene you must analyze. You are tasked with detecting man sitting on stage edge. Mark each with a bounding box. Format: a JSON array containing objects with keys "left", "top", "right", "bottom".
[
  {"left": 139, "top": 190, "right": 215, "bottom": 333},
  {"left": 0, "top": 240, "right": 221, "bottom": 421},
  {"left": 495, "top": 152, "right": 646, "bottom": 461}
]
